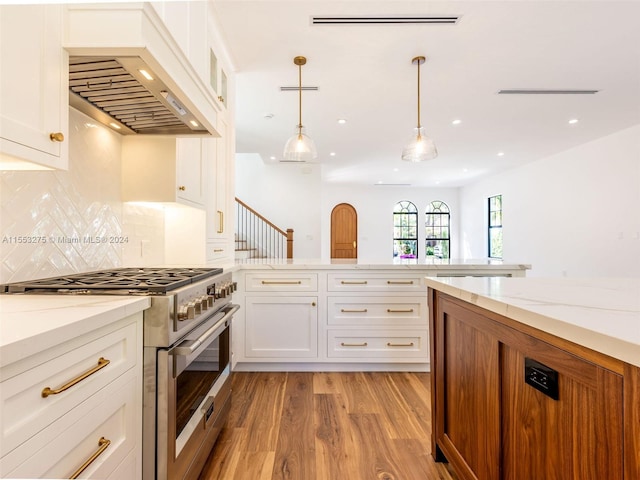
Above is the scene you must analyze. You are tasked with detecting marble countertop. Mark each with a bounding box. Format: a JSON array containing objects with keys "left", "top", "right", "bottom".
[
  {"left": 0, "top": 295, "right": 150, "bottom": 366},
  {"left": 424, "top": 277, "right": 640, "bottom": 367},
  {"left": 230, "top": 258, "right": 531, "bottom": 271}
]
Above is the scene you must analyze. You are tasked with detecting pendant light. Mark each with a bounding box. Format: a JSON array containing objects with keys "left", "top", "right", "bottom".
[
  {"left": 402, "top": 56, "right": 438, "bottom": 162},
  {"left": 283, "top": 56, "right": 317, "bottom": 161}
]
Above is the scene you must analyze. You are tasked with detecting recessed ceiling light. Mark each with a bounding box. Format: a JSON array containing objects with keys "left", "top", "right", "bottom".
[
  {"left": 337, "top": 118, "right": 347, "bottom": 124},
  {"left": 497, "top": 152, "right": 505, "bottom": 156},
  {"left": 393, "top": 168, "right": 399, "bottom": 172},
  {"left": 463, "top": 168, "right": 468, "bottom": 172},
  {"left": 138, "top": 69, "right": 154, "bottom": 80},
  {"left": 269, "top": 156, "right": 276, "bottom": 160},
  {"left": 109, "top": 123, "right": 121, "bottom": 130},
  {"left": 568, "top": 118, "right": 579, "bottom": 124},
  {"left": 452, "top": 119, "right": 462, "bottom": 125},
  {"left": 329, "top": 152, "right": 336, "bottom": 156},
  {"left": 435, "top": 181, "right": 441, "bottom": 185},
  {"left": 189, "top": 120, "right": 199, "bottom": 127}
]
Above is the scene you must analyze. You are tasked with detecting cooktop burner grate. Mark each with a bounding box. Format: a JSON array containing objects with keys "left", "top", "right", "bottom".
[{"left": 1, "top": 267, "right": 223, "bottom": 294}]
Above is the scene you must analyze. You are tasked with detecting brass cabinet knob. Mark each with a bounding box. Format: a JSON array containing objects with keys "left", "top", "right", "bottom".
[
  {"left": 49, "top": 132, "right": 64, "bottom": 142},
  {"left": 218, "top": 95, "right": 225, "bottom": 103},
  {"left": 178, "top": 186, "right": 186, "bottom": 191}
]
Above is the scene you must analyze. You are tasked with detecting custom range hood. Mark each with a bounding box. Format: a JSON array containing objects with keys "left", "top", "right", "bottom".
[
  {"left": 65, "top": 2, "right": 219, "bottom": 136},
  {"left": 69, "top": 56, "right": 210, "bottom": 135}
]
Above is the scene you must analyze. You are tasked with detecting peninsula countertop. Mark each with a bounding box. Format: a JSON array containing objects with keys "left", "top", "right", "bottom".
[
  {"left": 229, "top": 257, "right": 531, "bottom": 274},
  {"left": 424, "top": 276, "right": 640, "bottom": 367},
  {"left": 0, "top": 295, "right": 150, "bottom": 366}
]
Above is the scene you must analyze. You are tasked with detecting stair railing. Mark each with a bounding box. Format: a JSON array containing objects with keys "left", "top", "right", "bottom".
[{"left": 235, "top": 197, "right": 293, "bottom": 259}]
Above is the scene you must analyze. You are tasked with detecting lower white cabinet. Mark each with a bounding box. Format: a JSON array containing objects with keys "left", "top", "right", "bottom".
[
  {"left": 245, "top": 296, "right": 318, "bottom": 359},
  {"left": 0, "top": 314, "right": 142, "bottom": 479}
]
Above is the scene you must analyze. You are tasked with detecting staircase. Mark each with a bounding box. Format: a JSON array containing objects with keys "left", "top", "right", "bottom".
[{"left": 235, "top": 197, "right": 293, "bottom": 260}]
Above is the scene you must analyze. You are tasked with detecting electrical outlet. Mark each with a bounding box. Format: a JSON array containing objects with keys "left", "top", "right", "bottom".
[{"left": 524, "top": 357, "right": 559, "bottom": 400}]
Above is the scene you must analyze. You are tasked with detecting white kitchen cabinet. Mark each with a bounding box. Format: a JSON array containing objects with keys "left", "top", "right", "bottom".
[
  {"left": 0, "top": 313, "right": 143, "bottom": 479},
  {"left": 121, "top": 136, "right": 205, "bottom": 208},
  {"left": 245, "top": 296, "right": 318, "bottom": 359},
  {"left": 205, "top": 114, "right": 235, "bottom": 263},
  {"left": 0, "top": 5, "right": 68, "bottom": 170}
]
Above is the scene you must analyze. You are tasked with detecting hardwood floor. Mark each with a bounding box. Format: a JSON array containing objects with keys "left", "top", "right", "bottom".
[{"left": 199, "top": 372, "right": 457, "bottom": 480}]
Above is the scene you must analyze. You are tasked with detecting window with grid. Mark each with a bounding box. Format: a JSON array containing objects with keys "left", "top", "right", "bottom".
[
  {"left": 393, "top": 201, "right": 418, "bottom": 258},
  {"left": 488, "top": 194, "right": 503, "bottom": 258},
  {"left": 425, "top": 201, "right": 450, "bottom": 259}
]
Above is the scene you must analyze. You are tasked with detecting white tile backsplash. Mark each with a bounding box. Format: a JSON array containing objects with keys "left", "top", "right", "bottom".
[{"left": 0, "top": 108, "right": 166, "bottom": 283}]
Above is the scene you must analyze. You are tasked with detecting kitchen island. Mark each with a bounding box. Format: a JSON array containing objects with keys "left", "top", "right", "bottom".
[
  {"left": 231, "top": 258, "right": 530, "bottom": 371},
  {"left": 425, "top": 276, "right": 639, "bottom": 480}
]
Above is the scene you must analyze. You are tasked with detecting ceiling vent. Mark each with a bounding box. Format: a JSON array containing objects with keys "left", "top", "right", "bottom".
[
  {"left": 311, "top": 15, "right": 459, "bottom": 25},
  {"left": 498, "top": 89, "right": 599, "bottom": 95},
  {"left": 280, "top": 86, "right": 319, "bottom": 92}
]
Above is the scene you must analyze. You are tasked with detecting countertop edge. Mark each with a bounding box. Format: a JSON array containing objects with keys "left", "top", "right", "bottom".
[{"left": 424, "top": 278, "right": 640, "bottom": 368}]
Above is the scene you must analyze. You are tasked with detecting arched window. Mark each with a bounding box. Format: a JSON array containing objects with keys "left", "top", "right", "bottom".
[
  {"left": 425, "top": 201, "right": 450, "bottom": 259},
  {"left": 393, "top": 201, "right": 418, "bottom": 258}
]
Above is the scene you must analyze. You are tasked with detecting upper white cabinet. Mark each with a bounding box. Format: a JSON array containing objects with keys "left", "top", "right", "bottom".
[
  {"left": 0, "top": 5, "right": 69, "bottom": 170},
  {"left": 121, "top": 136, "right": 205, "bottom": 208}
]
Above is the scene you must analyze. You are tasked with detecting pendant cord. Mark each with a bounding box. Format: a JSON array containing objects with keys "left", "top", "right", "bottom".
[
  {"left": 417, "top": 60, "right": 421, "bottom": 129},
  {"left": 298, "top": 63, "right": 303, "bottom": 133}
]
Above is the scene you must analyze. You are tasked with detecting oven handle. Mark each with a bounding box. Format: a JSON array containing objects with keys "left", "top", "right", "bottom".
[{"left": 172, "top": 304, "right": 239, "bottom": 356}]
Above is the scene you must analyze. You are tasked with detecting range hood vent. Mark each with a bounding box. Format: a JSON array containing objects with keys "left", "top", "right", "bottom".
[
  {"left": 498, "top": 89, "right": 599, "bottom": 95},
  {"left": 312, "top": 15, "right": 460, "bottom": 25},
  {"left": 69, "top": 56, "right": 211, "bottom": 135}
]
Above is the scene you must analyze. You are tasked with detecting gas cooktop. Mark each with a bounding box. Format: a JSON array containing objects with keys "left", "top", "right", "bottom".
[{"left": 0, "top": 267, "right": 223, "bottom": 294}]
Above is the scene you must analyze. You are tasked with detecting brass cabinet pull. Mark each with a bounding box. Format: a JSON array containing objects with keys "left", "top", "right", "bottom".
[
  {"left": 312, "top": 302, "right": 316, "bottom": 307},
  {"left": 341, "top": 342, "right": 368, "bottom": 347},
  {"left": 353, "top": 240, "right": 357, "bottom": 248},
  {"left": 261, "top": 280, "right": 302, "bottom": 285},
  {"left": 217, "top": 210, "right": 224, "bottom": 233},
  {"left": 69, "top": 437, "right": 111, "bottom": 479},
  {"left": 387, "top": 280, "right": 414, "bottom": 285},
  {"left": 387, "top": 308, "right": 414, "bottom": 313},
  {"left": 178, "top": 185, "right": 186, "bottom": 191},
  {"left": 340, "top": 280, "right": 367, "bottom": 285},
  {"left": 49, "top": 132, "right": 64, "bottom": 142},
  {"left": 387, "top": 342, "right": 415, "bottom": 347},
  {"left": 41, "top": 357, "right": 110, "bottom": 398},
  {"left": 341, "top": 308, "right": 368, "bottom": 313},
  {"left": 213, "top": 248, "right": 224, "bottom": 253}
]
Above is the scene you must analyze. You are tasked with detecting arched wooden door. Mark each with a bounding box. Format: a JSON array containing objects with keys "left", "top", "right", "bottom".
[{"left": 331, "top": 203, "right": 357, "bottom": 258}]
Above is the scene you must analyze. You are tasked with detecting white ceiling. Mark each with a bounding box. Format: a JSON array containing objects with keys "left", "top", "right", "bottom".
[{"left": 212, "top": 0, "right": 640, "bottom": 188}]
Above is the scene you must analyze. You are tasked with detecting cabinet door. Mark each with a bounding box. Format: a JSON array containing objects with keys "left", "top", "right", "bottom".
[
  {"left": 245, "top": 296, "right": 318, "bottom": 358},
  {"left": 215, "top": 117, "right": 228, "bottom": 237},
  {"left": 501, "top": 344, "right": 623, "bottom": 479},
  {"left": 176, "top": 138, "right": 205, "bottom": 206},
  {"left": 0, "top": 5, "right": 68, "bottom": 169},
  {"left": 435, "top": 297, "right": 501, "bottom": 479}
]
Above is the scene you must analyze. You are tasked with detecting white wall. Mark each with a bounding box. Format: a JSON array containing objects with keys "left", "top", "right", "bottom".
[
  {"left": 235, "top": 153, "right": 459, "bottom": 260},
  {"left": 235, "top": 153, "right": 322, "bottom": 258},
  {"left": 459, "top": 124, "right": 640, "bottom": 277},
  {"left": 321, "top": 185, "right": 459, "bottom": 260}
]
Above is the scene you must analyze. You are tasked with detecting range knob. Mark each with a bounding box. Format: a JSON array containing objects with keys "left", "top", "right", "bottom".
[
  {"left": 199, "top": 296, "right": 209, "bottom": 310},
  {"left": 186, "top": 302, "right": 196, "bottom": 319},
  {"left": 177, "top": 305, "right": 189, "bottom": 321},
  {"left": 206, "top": 295, "right": 214, "bottom": 307}
]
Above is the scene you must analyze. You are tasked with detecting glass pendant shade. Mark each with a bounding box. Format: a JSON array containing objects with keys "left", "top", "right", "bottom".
[
  {"left": 401, "top": 127, "right": 438, "bottom": 162},
  {"left": 283, "top": 126, "right": 317, "bottom": 161}
]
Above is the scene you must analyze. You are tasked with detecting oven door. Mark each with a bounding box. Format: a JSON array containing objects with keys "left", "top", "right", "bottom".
[{"left": 163, "top": 304, "right": 238, "bottom": 480}]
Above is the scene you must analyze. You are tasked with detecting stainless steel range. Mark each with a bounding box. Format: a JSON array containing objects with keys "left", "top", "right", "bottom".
[{"left": 1, "top": 267, "right": 238, "bottom": 480}]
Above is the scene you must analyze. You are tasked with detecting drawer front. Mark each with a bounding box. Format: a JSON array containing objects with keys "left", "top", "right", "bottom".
[
  {"left": 327, "top": 273, "right": 425, "bottom": 292},
  {"left": 245, "top": 273, "right": 318, "bottom": 292},
  {"left": 327, "top": 329, "right": 428, "bottom": 359},
  {"left": 328, "top": 296, "right": 426, "bottom": 326},
  {"left": 0, "top": 321, "right": 137, "bottom": 455},
  {"left": 1, "top": 372, "right": 138, "bottom": 479}
]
